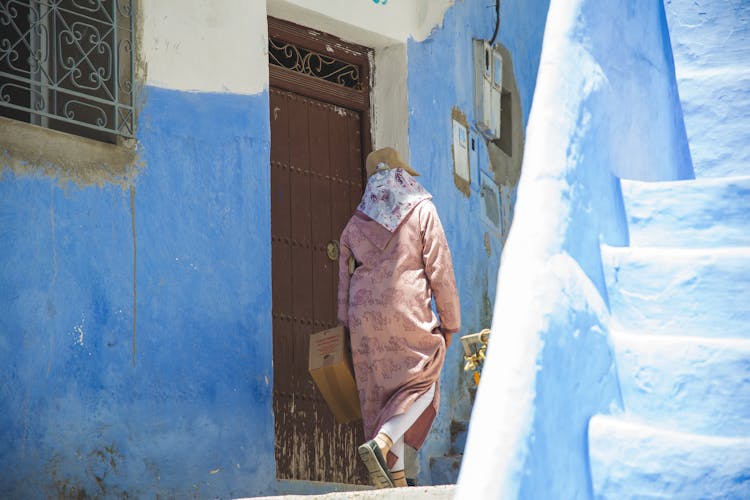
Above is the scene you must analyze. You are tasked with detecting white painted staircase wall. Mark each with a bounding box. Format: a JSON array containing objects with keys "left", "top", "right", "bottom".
[{"left": 588, "top": 2, "right": 750, "bottom": 497}]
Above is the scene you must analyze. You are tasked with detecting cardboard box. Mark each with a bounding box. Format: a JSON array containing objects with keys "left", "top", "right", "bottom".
[{"left": 308, "top": 325, "right": 362, "bottom": 424}]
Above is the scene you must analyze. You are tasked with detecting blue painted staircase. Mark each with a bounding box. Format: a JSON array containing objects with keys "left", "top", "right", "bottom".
[
  {"left": 589, "top": 176, "right": 750, "bottom": 498},
  {"left": 587, "top": 1, "right": 750, "bottom": 498}
]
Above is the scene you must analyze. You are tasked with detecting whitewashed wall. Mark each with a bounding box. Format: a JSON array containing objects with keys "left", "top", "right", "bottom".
[{"left": 140, "top": 0, "right": 269, "bottom": 94}]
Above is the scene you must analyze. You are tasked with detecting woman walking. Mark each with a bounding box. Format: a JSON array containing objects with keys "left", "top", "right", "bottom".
[{"left": 337, "top": 147, "right": 461, "bottom": 488}]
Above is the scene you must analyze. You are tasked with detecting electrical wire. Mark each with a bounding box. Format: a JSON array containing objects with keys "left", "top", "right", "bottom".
[{"left": 489, "top": 0, "right": 500, "bottom": 45}]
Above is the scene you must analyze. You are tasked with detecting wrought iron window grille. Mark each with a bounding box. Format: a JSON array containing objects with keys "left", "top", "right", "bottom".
[
  {"left": 268, "top": 37, "right": 362, "bottom": 91},
  {"left": 0, "top": 0, "right": 135, "bottom": 143}
]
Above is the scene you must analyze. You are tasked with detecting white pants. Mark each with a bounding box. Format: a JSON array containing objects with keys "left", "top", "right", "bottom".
[{"left": 379, "top": 383, "right": 436, "bottom": 471}]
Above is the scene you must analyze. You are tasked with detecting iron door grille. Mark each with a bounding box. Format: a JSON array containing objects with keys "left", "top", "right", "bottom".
[{"left": 0, "top": 0, "right": 135, "bottom": 142}]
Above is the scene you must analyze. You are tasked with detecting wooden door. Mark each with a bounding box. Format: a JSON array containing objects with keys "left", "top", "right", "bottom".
[{"left": 268, "top": 17, "right": 371, "bottom": 484}]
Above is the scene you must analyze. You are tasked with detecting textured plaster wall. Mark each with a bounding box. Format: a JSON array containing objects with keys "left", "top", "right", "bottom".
[
  {"left": 0, "top": 87, "right": 275, "bottom": 498},
  {"left": 405, "top": 0, "right": 551, "bottom": 483},
  {"left": 141, "top": 0, "right": 269, "bottom": 94},
  {"left": 665, "top": 0, "right": 750, "bottom": 178},
  {"left": 269, "top": 0, "right": 454, "bottom": 45},
  {"left": 1, "top": 0, "right": 277, "bottom": 497},
  {"left": 0, "top": 0, "right": 463, "bottom": 495},
  {"left": 0, "top": 0, "right": 602, "bottom": 494},
  {"left": 457, "top": 0, "right": 693, "bottom": 498},
  {"left": 0, "top": 0, "right": 467, "bottom": 495}
]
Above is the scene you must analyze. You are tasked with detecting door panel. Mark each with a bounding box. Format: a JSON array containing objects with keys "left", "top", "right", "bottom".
[{"left": 270, "top": 87, "right": 367, "bottom": 484}]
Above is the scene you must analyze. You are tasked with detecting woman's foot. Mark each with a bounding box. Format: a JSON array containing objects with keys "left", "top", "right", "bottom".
[
  {"left": 357, "top": 440, "right": 394, "bottom": 488},
  {"left": 374, "top": 432, "right": 393, "bottom": 457},
  {"left": 391, "top": 469, "right": 408, "bottom": 487}
]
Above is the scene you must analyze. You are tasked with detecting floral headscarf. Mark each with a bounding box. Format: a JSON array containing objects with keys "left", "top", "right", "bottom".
[{"left": 357, "top": 167, "right": 432, "bottom": 232}]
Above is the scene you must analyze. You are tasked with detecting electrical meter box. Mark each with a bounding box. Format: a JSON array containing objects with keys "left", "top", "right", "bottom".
[{"left": 474, "top": 40, "right": 503, "bottom": 140}]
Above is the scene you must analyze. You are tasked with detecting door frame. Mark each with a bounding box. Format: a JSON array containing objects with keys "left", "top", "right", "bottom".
[
  {"left": 268, "top": 16, "right": 372, "bottom": 163},
  {"left": 267, "top": 16, "right": 373, "bottom": 483}
]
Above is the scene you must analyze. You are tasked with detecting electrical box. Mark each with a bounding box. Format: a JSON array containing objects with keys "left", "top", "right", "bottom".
[
  {"left": 479, "top": 170, "right": 502, "bottom": 233},
  {"left": 473, "top": 40, "right": 503, "bottom": 140}
]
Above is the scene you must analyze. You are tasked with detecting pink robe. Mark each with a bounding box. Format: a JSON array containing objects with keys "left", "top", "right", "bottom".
[{"left": 337, "top": 199, "right": 460, "bottom": 462}]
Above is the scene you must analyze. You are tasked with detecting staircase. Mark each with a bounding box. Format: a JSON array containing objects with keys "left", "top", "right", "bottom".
[
  {"left": 589, "top": 176, "right": 750, "bottom": 499},
  {"left": 587, "top": 1, "right": 750, "bottom": 498},
  {"left": 662, "top": 0, "right": 750, "bottom": 179}
]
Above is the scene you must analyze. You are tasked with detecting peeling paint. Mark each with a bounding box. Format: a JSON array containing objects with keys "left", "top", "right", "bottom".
[
  {"left": 44, "top": 444, "right": 125, "bottom": 499},
  {"left": 0, "top": 116, "right": 142, "bottom": 189},
  {"left": 73, "top": 314, "right": 85, "bottom": 346},
  {"left": 0, "top": 1, "right": 146, "bottom": 190}
]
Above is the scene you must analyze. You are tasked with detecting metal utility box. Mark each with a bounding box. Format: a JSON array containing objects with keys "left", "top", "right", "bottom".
[{"left": 473, "top": 40, "right": 503, "bottom": 140}]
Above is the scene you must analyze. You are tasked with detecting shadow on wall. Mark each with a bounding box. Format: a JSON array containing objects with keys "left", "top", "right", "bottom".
[
  {"left": 457, "top": 0, "right": 693, "bottom": 499},
  {"left": 404, "top": 0, "right": 552, "bottom": 486}
]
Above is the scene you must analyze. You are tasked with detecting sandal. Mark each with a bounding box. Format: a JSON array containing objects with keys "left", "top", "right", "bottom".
[
  {"left": 357, "top": 440, "right": 395, "bottom": 488},
  {"left": 391, "top": 469, "right": 407, "bottom": 488}
]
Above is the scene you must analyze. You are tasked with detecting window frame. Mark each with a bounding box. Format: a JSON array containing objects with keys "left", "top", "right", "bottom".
[{"left": 0, "top": 0, "right": 136, "bottom": 144}]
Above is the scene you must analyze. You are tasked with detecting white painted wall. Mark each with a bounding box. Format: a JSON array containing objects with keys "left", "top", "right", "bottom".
[
  {"left": 140, "top": 0, "right": 269, "bottom": 94},
  {"left": 140, "top": 0, "right": 452, "bottom": 95},
  {"left": 268, "top": 0, "right": 453, "bottom": 46},
  {"left": 371, "top": 45, "right": 410, "bottom": 161}
]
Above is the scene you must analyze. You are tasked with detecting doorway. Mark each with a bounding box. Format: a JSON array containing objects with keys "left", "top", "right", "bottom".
[{"left": 268, "top": 17, "right": 372, "bottom": 484}]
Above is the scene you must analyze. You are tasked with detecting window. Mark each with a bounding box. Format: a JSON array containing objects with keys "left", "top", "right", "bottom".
[
  {"left": 268, "top": 37, "right": 363, "bottom": 91},
  {"left": 0, "top": 0, "right": 134, "bottom": 144}
]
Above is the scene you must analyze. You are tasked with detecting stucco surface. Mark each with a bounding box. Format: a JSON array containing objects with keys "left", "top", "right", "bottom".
[
  {"left": 457, "top": 0, "right": 694, "bottom": 498},
  {"left": 268, "top": 0, "right": 453, "bottom": 46},
  {"left": 404, "top": 0, "right": 551, "bottom": 484},
  {"left": 665, "top": 0, "right": 750, "bottom": 178},
  {"left": 0, "top": 87, "right": 275, "bottom": 498},
  {"left": 246, "top": 484, "right": 455, "bottom": 500},
  {"left": 141, "top": 0, "right": 269, "bottom": 94},
  {"left": 590, "top": 416, "right": 750, "bottom": 499},
  {"left": 590, "top": 173, "right": 750, "bottom": 498}
]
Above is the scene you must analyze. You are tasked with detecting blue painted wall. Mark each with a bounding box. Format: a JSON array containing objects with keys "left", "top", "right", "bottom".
[
  {"left": 405, "top": 0, "right": 550, "bottom": 482},
  {"left": 457, "top": 1, "right": 695, "bottom": 498},
  {"left": 0, "top": 87, "right": 275, "bottom": 498},
  {"left": 665, "top": 0, "right": 750, "bottom": 178},
  {"left": 1, "top": 0, "right": 560, "bottom": 492}
]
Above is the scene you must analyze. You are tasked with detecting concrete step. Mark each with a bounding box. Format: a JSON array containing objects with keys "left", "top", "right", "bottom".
[
  {"left": 666, "top": 0, "right": 750, "bottom": 178},
  {"left": 588, "top": 415, "right": 750, "bottom": 499},
  {"left": 676, "top": 68, "right": 750, "bottom": 178},
  {"left": 602, "top": 245, "right": 750, "bottom": 337},
  {"left": 666, "top": 0, "right": 750, "bottom": 70},
  {"left": 621, "top": 176, "right": 750, "bottom": 248},
  {"left": 610, "top": 329, "right": 750, "bottom": 437},
  {"left": 242, "top": 485, "right": 455, "bottom": 499}
]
